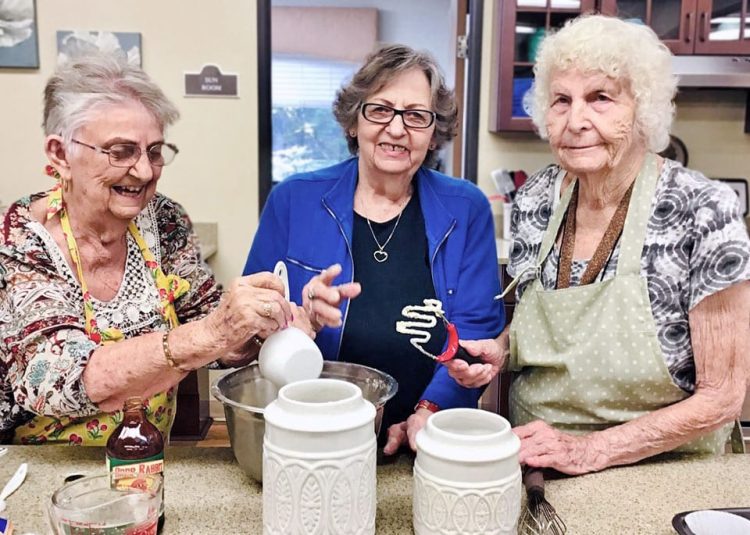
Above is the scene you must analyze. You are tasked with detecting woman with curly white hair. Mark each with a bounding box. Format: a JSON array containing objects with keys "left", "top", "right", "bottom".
[{"left": 445, "top": 14, "right": 750, "bottom": 474}]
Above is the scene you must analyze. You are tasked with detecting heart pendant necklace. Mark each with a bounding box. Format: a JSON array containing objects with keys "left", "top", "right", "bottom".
[{"left": 362, "top": 190, "right": 410, "bottom": 263}]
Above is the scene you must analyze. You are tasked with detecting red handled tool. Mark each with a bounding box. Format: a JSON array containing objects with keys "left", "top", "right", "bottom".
[{"left": 396, "top": 299, "right": 476, "bottom": 365}]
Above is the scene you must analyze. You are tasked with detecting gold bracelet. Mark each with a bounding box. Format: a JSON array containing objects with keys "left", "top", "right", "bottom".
[{"left": 162, "top": 331, "right": 190, "bottom": 373}]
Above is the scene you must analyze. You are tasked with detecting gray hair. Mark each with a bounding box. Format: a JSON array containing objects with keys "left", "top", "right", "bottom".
[
  {"left": 525, "top": 14, "right": 677, "bottom": 152},
  {"left": 333, "top": 44, "right": 457, "bottom": 168},
  {"left": 43, "top": 52, "right": 179, "bottom": 145}
]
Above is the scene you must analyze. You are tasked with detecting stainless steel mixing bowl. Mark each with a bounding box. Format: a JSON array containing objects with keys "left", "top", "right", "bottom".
[{"left": 211, "top": 361, "right": 398, "bottom": 482}]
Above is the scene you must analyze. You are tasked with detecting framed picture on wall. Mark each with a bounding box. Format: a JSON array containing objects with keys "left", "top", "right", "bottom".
[
  {"left": 56, "top": 31, "right": 142, "bottom": 66},
  {"left": 716, "top": 178, "right": 749, "bottom": 217},
  {"left": 0, "top": 0, "right": 40, "bottom": 69}
]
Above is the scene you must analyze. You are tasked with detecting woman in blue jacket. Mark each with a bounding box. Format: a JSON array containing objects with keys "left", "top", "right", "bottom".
[{"left": 244, "top": 44, "right": 503, "bottom": 454}]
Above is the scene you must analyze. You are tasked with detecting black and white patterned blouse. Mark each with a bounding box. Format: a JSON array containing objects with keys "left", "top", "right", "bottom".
[{"left": 507, "top": 158, "right": 750, "bottom": 392}]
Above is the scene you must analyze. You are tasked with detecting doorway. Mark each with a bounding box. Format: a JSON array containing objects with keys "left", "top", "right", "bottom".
[{"left": 256, "top": 0, "right": 484, "bottom": 212}]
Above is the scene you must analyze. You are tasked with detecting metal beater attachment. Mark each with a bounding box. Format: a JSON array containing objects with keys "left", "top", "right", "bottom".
[{"left": 395, "top": 299, "right": 474, "bottom": 364}]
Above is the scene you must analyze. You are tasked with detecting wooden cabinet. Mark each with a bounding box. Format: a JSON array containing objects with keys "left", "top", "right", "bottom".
[
  {"left": 601, "top": 0, "right": 750, "bottom": 55},
  {"left": 490, "top": 0, "right": 597, "bottom": 132},
  {"left": 490, "top": 0, "right": 750, "bottom": 132}
]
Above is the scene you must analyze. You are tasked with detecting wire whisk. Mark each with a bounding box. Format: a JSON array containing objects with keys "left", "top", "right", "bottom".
[{"left": 518, "top": 467, "right": 567, "bottom": 535}]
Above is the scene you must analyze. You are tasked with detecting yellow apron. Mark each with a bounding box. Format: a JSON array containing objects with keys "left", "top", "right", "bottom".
[
  {"left": 14, "top": 185, "right": 189, "bottom": 445},
  {"left": 508, "top": 154, "right": 736, "bottom": 454}
]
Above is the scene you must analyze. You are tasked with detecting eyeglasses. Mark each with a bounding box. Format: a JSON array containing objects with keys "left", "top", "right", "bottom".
[
  {"left": 71, "top": 139, "right": 179, "bottom": 168},
  {"left": 360, "top": 103, "right": 437, "bottom": 129}
]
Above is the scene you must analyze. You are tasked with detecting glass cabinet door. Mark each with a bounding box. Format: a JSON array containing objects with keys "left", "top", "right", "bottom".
[
  {"left": 600, "top": 0, "right": 698, "bottom": 54},
  {"left": 695, "top": 0, "right": 750, "bottom": 53},
  {"left": 491, "top": 0, "right": 595, "bottom": 131}
]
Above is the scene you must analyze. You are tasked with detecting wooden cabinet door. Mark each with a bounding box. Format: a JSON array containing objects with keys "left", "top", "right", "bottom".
[
  {"left": 600, "top": 0, "right": 698, "bottom": 54},
  {"left": 694, "top": 0, "right": 750, "bottom": 54}
]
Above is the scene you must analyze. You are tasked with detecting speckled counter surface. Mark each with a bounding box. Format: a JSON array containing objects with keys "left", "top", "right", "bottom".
[{"left": 1, "top": 445, "right": 748, "bottom": 534}]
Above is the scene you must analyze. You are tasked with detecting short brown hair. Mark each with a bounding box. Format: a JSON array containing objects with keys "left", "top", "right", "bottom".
[{"left": 333, "top": 44, "right": 458, "bottom": 168}]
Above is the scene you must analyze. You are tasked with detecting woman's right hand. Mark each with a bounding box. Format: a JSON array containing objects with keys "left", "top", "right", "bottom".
[
  {"left": 442, "top": 328, "right": 510, "bottom": 388},
  {"left": 204, "top": 272, "right": 293, "bottom": 354},
  {"left": 301, "top": 264, "right": 361, "bottom": 330}
]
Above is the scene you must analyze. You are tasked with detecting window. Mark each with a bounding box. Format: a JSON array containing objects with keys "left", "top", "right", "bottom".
[{"left": 271, "top": 56, "right": 356, "bottom": 183}]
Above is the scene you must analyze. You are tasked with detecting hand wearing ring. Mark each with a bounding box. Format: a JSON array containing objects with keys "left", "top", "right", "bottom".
[
  {"left": 302, "top": 264, "right": 362, "bottom": 330},
  {"left": 262, "top": 301, "right": 273, "bottom": 318}
]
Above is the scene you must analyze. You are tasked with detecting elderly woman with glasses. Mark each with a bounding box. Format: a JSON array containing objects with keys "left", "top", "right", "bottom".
[
  {"left": 0, "top": 53, "right": 299, "bottom": 445},
  {"left": 244, "top": 44, "right": 503, "bottom": 455},
  {"left": 445, "top": 15, "right": 750, "bottom": 475}
]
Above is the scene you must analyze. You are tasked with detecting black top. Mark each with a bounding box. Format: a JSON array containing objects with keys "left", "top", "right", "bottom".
[{"left": 340, "top": 185, "right": 446, "bottom": 443}]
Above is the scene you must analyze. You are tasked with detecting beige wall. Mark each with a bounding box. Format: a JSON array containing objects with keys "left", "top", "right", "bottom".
[
  {"left": 476, "top": 1, "right": 750, "bottom": 229},
  {"left": 0, "top": 0, "right": 257, "bottom": 285},
  {"left": 2, "top": 1, "right": 749, "bottom": 283}
]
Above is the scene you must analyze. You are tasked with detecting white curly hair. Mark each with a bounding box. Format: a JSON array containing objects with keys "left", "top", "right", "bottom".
[{"left": 525, "top": 14, "right": 677, "bottom": 153}]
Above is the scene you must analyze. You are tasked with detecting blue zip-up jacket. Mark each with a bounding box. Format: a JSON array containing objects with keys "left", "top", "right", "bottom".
[{"left": 243, "top": 158, "right": 504, "bottom": 409}]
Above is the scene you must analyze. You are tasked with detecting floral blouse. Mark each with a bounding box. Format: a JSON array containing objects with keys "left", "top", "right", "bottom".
[
  {"left": 0, "top": 192, "right": 222, "bottom": 443},
  {"left": 507, "top": 158, "right": 750, "bottom": 392}
]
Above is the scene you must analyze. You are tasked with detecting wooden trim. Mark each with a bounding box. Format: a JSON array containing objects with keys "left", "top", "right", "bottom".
[
  {"left": 489, "top": 0, "right": 518, "bottom": 131},
  {"left": 599, "top": 0, "right": 617, "bottom": 15},
  {"left": 670, "top": 0, "right": 700, "bottom": 54}
]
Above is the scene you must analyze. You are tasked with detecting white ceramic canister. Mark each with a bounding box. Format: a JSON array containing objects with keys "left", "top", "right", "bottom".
[
  {"left": 413, "top": 408, "right": 522, "bottom": 535},
  {"left": 263, "top": 378, "right": 377, "bottom": 535}
]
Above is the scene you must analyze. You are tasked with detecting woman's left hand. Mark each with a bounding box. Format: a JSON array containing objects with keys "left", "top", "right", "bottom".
[
  {"left": 382, "top": 408, "right": 432, "bottom": 455},
  {"left": 514, "top": 420, "right": 605, "bottom": 475}
]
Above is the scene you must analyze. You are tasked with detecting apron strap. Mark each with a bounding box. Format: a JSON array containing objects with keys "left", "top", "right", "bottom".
[
  {"left": 616, "top": 153, "right": 659, "bottom": 277},
  {"left": 495, "top": 169, "right": 573, "bottom": 302},
  {"left": 537, "top": 171, "right": 577, "bottom": 266}
]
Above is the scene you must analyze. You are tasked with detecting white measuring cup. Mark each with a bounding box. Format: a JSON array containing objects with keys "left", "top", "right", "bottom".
[{"left": 258, "top": 261, "right": 323, "bottom": 387}]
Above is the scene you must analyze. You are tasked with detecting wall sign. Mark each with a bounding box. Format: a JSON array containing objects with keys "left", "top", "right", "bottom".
[{"left": 185, "top": 65, "right": 238, "bottom": 97}]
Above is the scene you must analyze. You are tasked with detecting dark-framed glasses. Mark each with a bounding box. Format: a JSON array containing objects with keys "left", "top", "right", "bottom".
[
  {"left": 360, "top": 103, "right": 436, "bottom": 129},
  {"left": 72, "top": 139, "right": 179, "bottom": 167}
]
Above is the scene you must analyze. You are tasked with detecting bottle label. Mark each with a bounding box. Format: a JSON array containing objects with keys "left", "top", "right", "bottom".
[{"left": 107, "top": 452, "right": 164, "bottom": 492}]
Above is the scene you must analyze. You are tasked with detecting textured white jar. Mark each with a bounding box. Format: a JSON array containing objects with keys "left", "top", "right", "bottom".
[
  {"left": 413, "top": 408, "right": 522, "bottom": 535},
  {"left": 263, "top": 378, "right": 376, "bottom": 535}
]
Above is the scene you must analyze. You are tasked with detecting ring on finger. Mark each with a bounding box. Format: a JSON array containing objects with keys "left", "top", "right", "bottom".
[
  {"left": 307, "top": 287, "right": 316, "bottom": 300},
  {"left": 262, "top": 301, "right": 273, "bottom": 318}
]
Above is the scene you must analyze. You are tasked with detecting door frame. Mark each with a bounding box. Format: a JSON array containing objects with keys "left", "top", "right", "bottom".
[{"left": 257, "top": 0, "right": 273, "bottom": 214}]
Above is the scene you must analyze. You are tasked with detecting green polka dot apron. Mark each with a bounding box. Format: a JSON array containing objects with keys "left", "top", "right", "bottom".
[
  {"left": 507, "top": 154, "right": 738, "bottom": 454},
  {"left": 13, "top": 183, "right": 188, "bottom": 445}
]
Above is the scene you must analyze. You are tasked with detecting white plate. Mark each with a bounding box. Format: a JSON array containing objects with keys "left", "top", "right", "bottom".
[{"left": 685, "top": 510, "right": 750, "bottom": 535}]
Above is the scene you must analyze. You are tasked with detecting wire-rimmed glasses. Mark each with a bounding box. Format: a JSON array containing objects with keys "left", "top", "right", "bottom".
[
  {"left": 72, "top": 139, "right": 179, "bottom": 167},
  {"left": 360, "top": 103, "right": 437, "bottom": 129}
]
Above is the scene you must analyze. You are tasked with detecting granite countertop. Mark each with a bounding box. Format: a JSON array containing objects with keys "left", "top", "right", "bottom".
[{"left": 1, "top": 446, "right": 748, "bottom": 534}]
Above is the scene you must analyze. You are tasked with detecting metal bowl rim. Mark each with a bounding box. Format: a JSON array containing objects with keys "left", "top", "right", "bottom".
[{"left": 210, "top": 361, "right": 398, "bottom": 414}]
